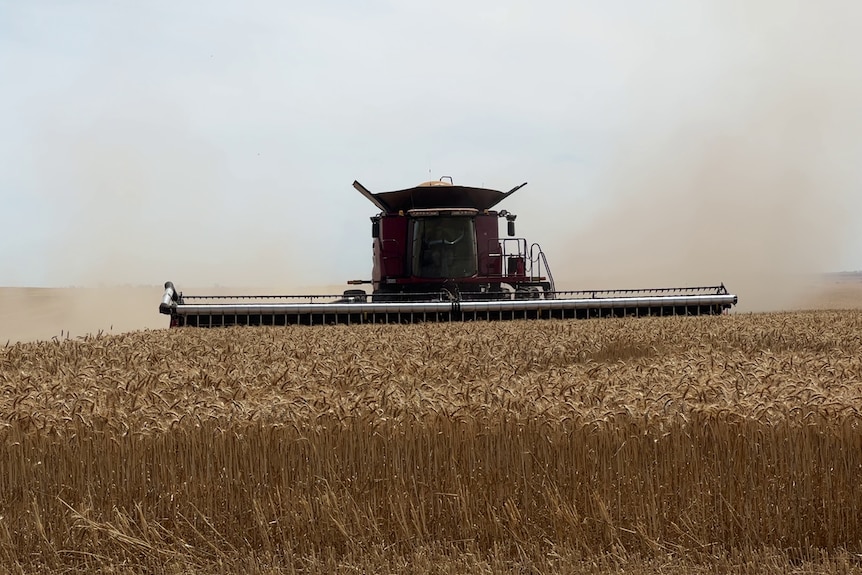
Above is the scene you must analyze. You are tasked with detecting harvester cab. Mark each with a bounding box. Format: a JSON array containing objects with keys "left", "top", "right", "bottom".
[
  {"left": 352, "top": 178, "right": 551, "bottom": 301},
  {"left": 159, "top": 178, "right": 738, "bottom": 327}
]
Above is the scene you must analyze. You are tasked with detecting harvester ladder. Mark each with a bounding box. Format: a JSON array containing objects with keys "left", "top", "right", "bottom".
[{"left": 529, "top": 243, "right": 555, "bottom": 292}]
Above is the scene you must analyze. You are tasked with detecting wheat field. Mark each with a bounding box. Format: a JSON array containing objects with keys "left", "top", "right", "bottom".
[{"left": 2, "top": 311, "right": 862, "bottom": 573}]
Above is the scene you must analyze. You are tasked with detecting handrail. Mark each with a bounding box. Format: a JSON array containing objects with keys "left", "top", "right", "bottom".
[{"left": 529, "top": 243, "right": 555, "bottom": 291}]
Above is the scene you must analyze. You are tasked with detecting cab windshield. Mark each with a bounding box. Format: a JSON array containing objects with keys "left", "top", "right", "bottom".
[{"left": 412, "top": 217, "right": 477, "bottom": 278}]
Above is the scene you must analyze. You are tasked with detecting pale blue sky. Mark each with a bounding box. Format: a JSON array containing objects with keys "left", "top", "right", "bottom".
[{"left": 2, "top": 1, "right": 860, "bottom": 289}]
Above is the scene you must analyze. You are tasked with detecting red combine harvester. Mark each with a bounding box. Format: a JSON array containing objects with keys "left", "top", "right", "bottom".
[{"left": 160, "top": 178, "right": 737, "bottom": 327}]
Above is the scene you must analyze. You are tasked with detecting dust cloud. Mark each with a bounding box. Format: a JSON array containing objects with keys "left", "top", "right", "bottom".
[
  {"left": 28, "top": 98, "right": 323, "bottom": 292},
  {"left": 0, "top": 283, "right": 351, "bottom": 344},
  {"left": 553, "top": 2, "right": 862, "bottom": 312},
  {"left": 13, "top": 104, "right": 330, "bottom": 341},
  {"left": 0, "top": 287, "right": 163, "bottom": 344}
]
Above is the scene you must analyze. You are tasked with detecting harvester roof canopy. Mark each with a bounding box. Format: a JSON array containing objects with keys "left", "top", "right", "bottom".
[{"left": 353, "top": 180, "right": 527, "bottom": 213}]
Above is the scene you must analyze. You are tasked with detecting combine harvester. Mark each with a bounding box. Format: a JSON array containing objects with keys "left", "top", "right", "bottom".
[{"left": 160, "top": 178, "right": 737, "bottom": 327}]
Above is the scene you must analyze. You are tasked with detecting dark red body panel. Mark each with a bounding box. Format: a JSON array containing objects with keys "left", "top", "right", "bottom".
[
  {"left": 372, "top": 215, "right": 408, "bottom": 285},
  {"left": 475, "top": 214, "right": 501, "bottom": 277}
]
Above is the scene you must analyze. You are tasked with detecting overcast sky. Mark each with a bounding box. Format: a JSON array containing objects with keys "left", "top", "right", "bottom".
[{"left": 2, "top": 1, "right": 861, "bottom": 292}]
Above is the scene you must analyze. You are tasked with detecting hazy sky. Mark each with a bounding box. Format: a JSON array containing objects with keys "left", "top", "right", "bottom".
[{"left": 2, "top": 1, "right": 861, "bottom": 291}]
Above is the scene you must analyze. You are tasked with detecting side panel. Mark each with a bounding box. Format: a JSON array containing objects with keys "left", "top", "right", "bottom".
[
  {"left": 475, "top": 214, "right": 501, "bottom": 277},
  {"left": 376, "top": 215, "right": 408, "bottom": 285}
]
